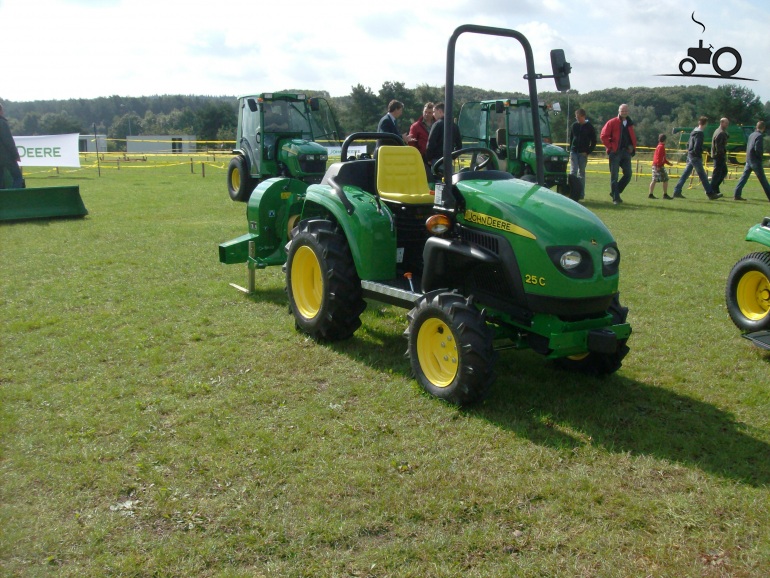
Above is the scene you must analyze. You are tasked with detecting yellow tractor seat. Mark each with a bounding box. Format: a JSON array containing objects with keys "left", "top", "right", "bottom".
[{"left": 376, "top": 146, "right": 435, "bottom": 204}]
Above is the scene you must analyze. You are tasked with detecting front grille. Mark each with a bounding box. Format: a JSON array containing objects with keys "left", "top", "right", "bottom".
[
  {"left": 299, "top": 159, "right": 327, "bottom": 174},
  {"left": 459, "top": 226, "right": 500, "bottom": 254},
  {"left": 544, "top": 160, "right": 568, "bottom": 173},
  {"left": 468, "top": 263, "right": 510, "bottom": 297}
]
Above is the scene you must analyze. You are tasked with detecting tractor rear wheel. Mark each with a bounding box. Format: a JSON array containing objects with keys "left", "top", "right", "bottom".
[
  {"left": 554, "top": 294, "right": 630, "bottom": 376},
  {"left": 227, "top": 155, "right": 254, "bottom": 202},
  {"left": 285, "top": 220, "right": 366, "bottom": 341},
  {"left": 405, "top": 291, "right": 496, "bottom": 405},
  {"left": 726, "top": 251, "right": 770, "bottom": 332}
]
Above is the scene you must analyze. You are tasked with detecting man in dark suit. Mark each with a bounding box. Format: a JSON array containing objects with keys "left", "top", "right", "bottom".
[
  {"left": 377, "top": 100, "right": 411, "bottom": 149},
  {"left": 378, "top": 99, "right": 404, "bottom": 135}
]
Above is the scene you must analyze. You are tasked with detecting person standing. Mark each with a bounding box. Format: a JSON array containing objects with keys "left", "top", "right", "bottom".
[
  {"left": 0, "top": 103, "right": 24, "bottom": 189},
  {"left": 710, "top": 117, "right": 730, "bottom": 197},
  {"left": 408, "top": 102, "right": 434, "bottom": 160},
  {"left": 672, "top": 116, "right": 720, "bottom": 200},
  {"left": 425, "top": 102, "right": 462, "bottom": 168},
  {"left": 569, "top": 108, "right": 596, "bottom": 200},
  {"left": 376, "top": 99, "right": 411, "bottom": 148},
  {"left": 733, "top": 121, "right": 770, "bottom": 202},
  {"left": 649, "top": 133, "right": 673, "bottom": 199},
  {"left": 600, "top": 104, "right": 636, "bottom": 205}
]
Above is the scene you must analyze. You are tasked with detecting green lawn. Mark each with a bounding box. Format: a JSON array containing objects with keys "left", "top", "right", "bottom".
[{"left": 2, "top": 162, "right": 770, "bottom": 577}]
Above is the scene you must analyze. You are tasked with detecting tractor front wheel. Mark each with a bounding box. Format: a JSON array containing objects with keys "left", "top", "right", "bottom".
[
  {"left": 405, "top": 291, "right": 496, "bottom": 405},
  {"left": 726, "top": 251, "right": 770, "bottom": 332},
  {"left": 285, "top": 220, "right": 366, "bottom": 341},
  {"left": 227, "top": 156, "right": 254, "bottom": 202},
  {"left": 554, "top": 294, "right": 630, "bottom": 376}
]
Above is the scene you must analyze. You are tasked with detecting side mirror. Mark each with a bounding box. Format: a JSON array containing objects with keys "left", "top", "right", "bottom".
[
  {"left": 309, "top": 98, "right": 320, "bottom": 112},
  {"left": 494, "top": 100, "right": 505, "bottom": 114},
  {"left": 550, "top": 49, "right": 571, "bottom": 92},
  {"left": 247, "top": 98, "right": 259, "bottom": 112}
]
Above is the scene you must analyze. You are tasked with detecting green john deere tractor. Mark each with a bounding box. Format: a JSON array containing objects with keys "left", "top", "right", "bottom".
[
  {"left": 227, "top": 92, "right": 341, "bottom": 202},
  {"left": 218, "top": 25, "right": 631, "bottom": 405},
  {"left": 726, "top": 217, "right": 770, "bottom": 350},
  {"left": 458, "top": 97, "right": 578, "bottom": 200}
]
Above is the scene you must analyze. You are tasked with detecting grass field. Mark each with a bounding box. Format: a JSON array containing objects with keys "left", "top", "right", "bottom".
[{"left": 2, "top": 160, "right": 770, "bottom": 577}]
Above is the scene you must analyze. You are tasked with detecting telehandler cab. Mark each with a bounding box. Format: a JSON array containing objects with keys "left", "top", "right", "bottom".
[
  {"left": 219, "top": 25, "right": 631, "bottom": 405},
  {"left": 458, "top": 97, "right": 579, "bottom": 200},
  {"left": 227, "top": 92, "right": 340, "bottom": 202}
]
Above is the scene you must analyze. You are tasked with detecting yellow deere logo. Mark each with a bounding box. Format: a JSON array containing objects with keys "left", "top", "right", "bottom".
[{"left": 464, "top": 209, "right": 536, "bottom": 239}]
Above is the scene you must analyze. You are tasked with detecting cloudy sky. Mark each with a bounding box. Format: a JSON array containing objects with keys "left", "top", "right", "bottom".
[{"left": 1, "top": 0, "right": 768, "bottom": 105}]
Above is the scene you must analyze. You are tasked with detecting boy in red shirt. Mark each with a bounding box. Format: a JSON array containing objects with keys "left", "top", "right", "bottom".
[{"left": 649, "top": 133, "right": 673, "bottom": 200}]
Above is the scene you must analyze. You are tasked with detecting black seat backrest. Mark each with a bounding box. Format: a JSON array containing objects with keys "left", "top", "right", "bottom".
[{"left": 321, "top": 159, "right": 376, "bottom": 195}]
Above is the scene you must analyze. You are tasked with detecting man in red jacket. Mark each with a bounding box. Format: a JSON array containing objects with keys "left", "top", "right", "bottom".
[
  {"left": 408, "top": 102, "right": 435, "bottom": 160},
  {"left": 600, "top": 104, "right": 637, "bottom": 205}
]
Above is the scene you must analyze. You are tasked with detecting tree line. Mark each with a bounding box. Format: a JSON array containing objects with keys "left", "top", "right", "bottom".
[{"left": 2, "top": 83, "right": 768, "bottom": 151}]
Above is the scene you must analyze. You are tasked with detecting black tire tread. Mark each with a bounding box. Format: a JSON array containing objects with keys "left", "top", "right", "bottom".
[
  {"left": 404, "top": 291, "right": 496, "bottom": 406},
  {"left": 286, "top": 220, "right": 366, "bottom": 341}
]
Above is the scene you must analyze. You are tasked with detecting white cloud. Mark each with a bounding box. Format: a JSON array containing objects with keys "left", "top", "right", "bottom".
[{"left": 1, "top": 0, "right": 767, "bottom": 103}]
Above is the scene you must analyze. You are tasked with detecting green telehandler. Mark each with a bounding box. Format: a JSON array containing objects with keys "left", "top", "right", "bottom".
[
  {"left": 219, "top": 25, "right": 631, "bottom": 405},
  {"left": 458, "top": 97, "right": 579, "bottom": 200},
  {"left": 227, "top": 92, "right": 341, "bottom": 202}
]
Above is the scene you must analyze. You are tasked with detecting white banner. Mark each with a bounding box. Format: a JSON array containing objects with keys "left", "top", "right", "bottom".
[
  {"left": 325, "top": 145, "right": 368, "bottom": 158},
  {"left": 16, "top": 134, "right": 81, "bottom": 168}
]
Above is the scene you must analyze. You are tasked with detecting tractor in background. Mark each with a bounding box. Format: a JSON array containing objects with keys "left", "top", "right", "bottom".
[
  {"left": 458, "top": 98, "right": 579, "bottom": 200},
  {"left": 227, "top": 92, "right": 341, "bottom": 202}
]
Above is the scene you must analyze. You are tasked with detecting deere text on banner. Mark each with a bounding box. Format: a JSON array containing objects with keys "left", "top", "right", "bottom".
[{"left": 16, "top": 133, "right": 81, "bottom": 168}]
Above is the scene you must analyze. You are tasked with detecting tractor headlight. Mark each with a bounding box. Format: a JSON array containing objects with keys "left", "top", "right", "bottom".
[
  {"left": 602, "top": 244, "right": 620, "bottom": 276},
  {"left": 560, "top": 250, "right": 582, "bottom": 270},
  {"left": 602, "top": 246, "right": 618, "bottom": 266},
  {"left": 547, "top": 246, "right": 592, "bottom": 278}
]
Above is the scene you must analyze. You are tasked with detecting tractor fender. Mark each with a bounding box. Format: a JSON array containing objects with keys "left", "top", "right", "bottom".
[
  {"left": 303, "top": 184, "right": 397, "bottom": 280},
  {"left": 422, "top": 233, "right": 530, "bottom": 318},
  {"left": 746, "top": 218, "right": 770, "bottom": 248}
]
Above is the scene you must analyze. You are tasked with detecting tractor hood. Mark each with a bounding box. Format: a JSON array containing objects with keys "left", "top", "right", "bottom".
[
  {"left": 278, "top": 138, "right": 328, "bottom": 157},
  {"left": 456, "top": 177, "right": 612, "bottom": 245},
  {"left": 277, "top": 138, "right": 329, "bottom": 178},
  {"left": 455, "top": 176, "right": 619, "bottom": 300},
  {"left": 522, "top": 141, "right": 568, "bottom": 161}
]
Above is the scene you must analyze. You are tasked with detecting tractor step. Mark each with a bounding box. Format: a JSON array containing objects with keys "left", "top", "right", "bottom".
[
  {"left": 743, "top": 330, "right": 770, "bottom": 350},
  {"left": 361, "top": 279, "right": 422, "bottom": 309}
]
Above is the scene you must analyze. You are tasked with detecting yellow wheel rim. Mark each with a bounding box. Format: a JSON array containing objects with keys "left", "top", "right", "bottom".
[
  {"left": 567, "top": 353, "right": 590, "bottom": 361},
  {"left": 737, "top": 270, "right": 770, "bottom": 321},
  {"left": 232, "top": 169, "right": 241, "bottom": 190},
  {"left": 416, "top": 318, "right": 458, "bottom": 387},
  {"left": 291, "top": 245, "right": 323, "bottom": 319}
]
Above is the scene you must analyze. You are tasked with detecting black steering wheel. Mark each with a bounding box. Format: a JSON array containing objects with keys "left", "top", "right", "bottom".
[{"left": 431, "top": 146, "right": 500, "bottom": 177}]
